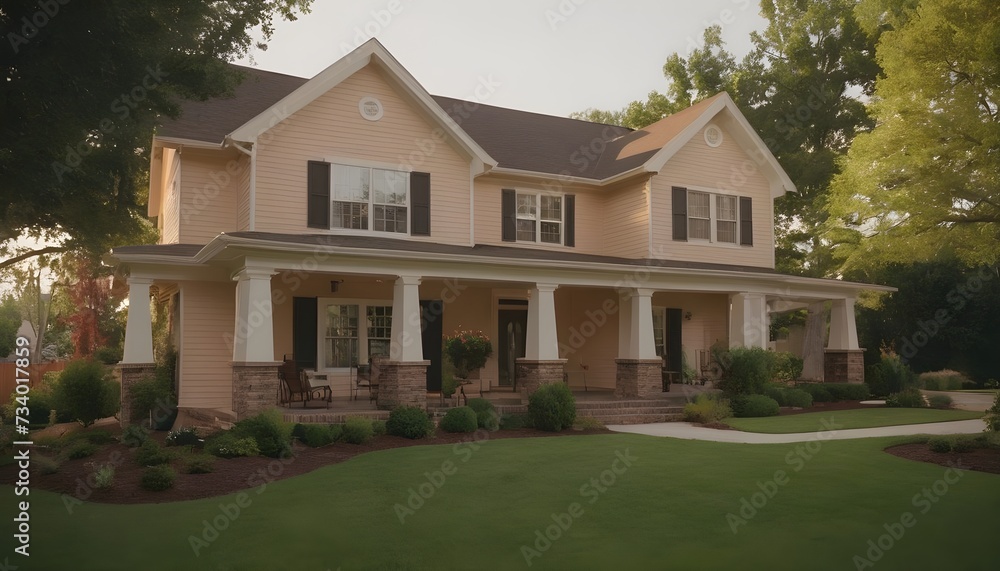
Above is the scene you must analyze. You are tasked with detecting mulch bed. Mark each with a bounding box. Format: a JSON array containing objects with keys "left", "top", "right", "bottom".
[
  {"left": 0, "top": 425, "right": 610, "bottom": 505},
  {"left": 885, "top": 443, "right": 1000, "bottom": 476}
]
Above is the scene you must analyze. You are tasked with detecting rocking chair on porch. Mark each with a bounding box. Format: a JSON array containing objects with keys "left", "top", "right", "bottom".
[
  {"left": 351, "top": 357, "right": 381, "bottom": 403},
  {"left": 279, "top": 355, "right": 331, "bottom": 408}
]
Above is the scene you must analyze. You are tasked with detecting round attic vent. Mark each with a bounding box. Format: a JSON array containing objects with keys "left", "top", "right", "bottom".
[
  {"left": 359, "top": 96, "right": 384, "bottom": 121},
  {"left": 704, "top": 124, "right": 723, "bottom": 147}
]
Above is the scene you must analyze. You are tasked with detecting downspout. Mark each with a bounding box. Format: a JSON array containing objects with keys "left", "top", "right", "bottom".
[{"left": 230, "top": 140, "right": 256, "bottom": 231}]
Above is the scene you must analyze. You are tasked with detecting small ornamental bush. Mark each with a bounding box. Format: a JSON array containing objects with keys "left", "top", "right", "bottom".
[
  {"left": 135, "top": 439, "right": 173, "bottom": 466},
  {"left": 297, "top": 424, "right": 340, "bottom": 447},
  {"left": 440, "top": 407, "right": 478, "bottom": 433},
  {"left": 528, "top": 383, "right": 577, "bottom": 432},
  {"left": 886, "top": 388, "right": 926, "bottom": 408},
  {"left": 66, "top": 440, "right": 98, "bottom": 460},
  {"left": 927, "top": 394, "right": 953, "bottom": 409},
  {"left": 121, "top": 425, "right": 150, "bottom": 448},
  {"left": 386, "top": 406, "right": 435, "bottom": 439},
  {"left": 93, "top": 464, "right": 115, "bottom": 489},
  {"left": 140, "top": 465, "right": 176, "bottom": 491},
  {"left": 184, "top": 454, "right": 216, "bottom": 474},
  {"left": 51, "top": 359, "right": 120, "bottom": 427},
  {"left": 984, "top": 392, "right": 1000, "bottom": 432},
  {"left": 500, "top": 414, "right": 532, "bottom": 430},
  {"left": 80, "top": 429, "right": 115, "bottom": 445},
  {"left": 772, "top": 352, "right": 804, "bottom": 383},
  {"left": 342, "top": 417, "right": 375, "bottom": 445},
  {"left": 783, "top": 388, "right": 813, "bottom": 408},
  {"left": 682, "top": 394, "right": 732, "bottom": 424},
  {"left": 730, "top": 394, "right": 780, "bottom": 418},
  {"left": 573, "top": 417, "right": 605, "bottom": 430},
  {"left": 371, "top": 420, "right": 386, "bottom": 437},
  {"left": 798, "top": 383, "right": 832, "bottom": 402},
  {"left": 764, "top": 385, "right": 787, "bottom": 406},
  {"left": 919, "top": 370, "right": 968, "bottom": 391},
  {"left": 231, "top": 409, "right": 292, "bottom": 458},
  {"left": 477, "top": 410, "right": 500, "bottom": 432},
  {"left": 929, "top": 435, "right": 979, "bottom": 453},
  {"left": 35, "top": 455, "right": 61, "bottom": 475},
  {"left": 928, "top": 436, "right": 952, "bottom": 453},
  {"left": 206, "top": 433, "right": 260, "bottom": 458},
  {"left": 718, "top": 347, "right": 773, "bottom": 395},
  {"left": 166, "top": 427, "right": 201, "bottom": 447},
  {"left": 866, "top": 352, "right": 916, "bottom": 397}
]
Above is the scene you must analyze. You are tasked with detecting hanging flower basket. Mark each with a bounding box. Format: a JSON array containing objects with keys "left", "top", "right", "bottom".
[{"left": 444, "top": 330, "right": 493, "bottom": 379}]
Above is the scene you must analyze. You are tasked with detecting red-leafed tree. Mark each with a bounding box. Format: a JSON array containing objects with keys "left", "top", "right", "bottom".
[{"left": 63, "top": 258, "right": 115, "bottom": 359}]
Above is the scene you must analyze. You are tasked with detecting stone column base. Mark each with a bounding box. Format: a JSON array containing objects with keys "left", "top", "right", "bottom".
[
  {"left": 516, "top": 359, "right": 567, "bottom": 396},
  {"left": 115, "top": 363, "right": 156, "bottom": 428},
  {"left": 377, "top": 360, "right": 430, "bottom": 410},
  {"left": 232, "top": 362, "right": 281, "bottom": 419},
  {"left": 615, "top": 359, "right": 663, "bottom": 398},
  {"left": 824, "top": 349, "right": 865, "bottom": 383}
]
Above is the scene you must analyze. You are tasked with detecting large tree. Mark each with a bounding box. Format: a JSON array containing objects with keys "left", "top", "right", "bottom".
[
  {"left": 1, "top": 0, "right": 312, "bottom": 270},
  {"left": 827, "top": 0, "right": 1000, "bottom": 270}
]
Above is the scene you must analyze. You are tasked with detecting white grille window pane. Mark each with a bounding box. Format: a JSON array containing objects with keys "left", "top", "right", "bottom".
[
  {"left": 373, "top": 169, "right": 408, "bottom": 206},
  {"left": 366, "top": 306, "right": 392, "bottom": 358},
  {"left": 717, "top": 195, "right": 737, "bottom": 243},
  {"left": 325, "top": 305, "right": 359, "bottom": 368},
  {"left": 540, "top": 195, "right": 562, "bottom": 221},
  {"left": 516, "top": 219, "right": 536, "bottom": 242},
  {"left": 373, "top": 205, "right": 407, "bottom": 233},
  {"left": 717, "top": 221, "right": 737, "bottom": 243},
  {"left": 540, "top": 221, "right": 561, "bottom": 244},
  {"left": 688, "top": 192, "right": 711, "bottom": 240},
  {"left": 516, "top": 194, "right": 537, "bottom": 218},
  {"left": 689, "top": 192, "right": 710, "bottom": 218},
  {"left": 690, "top": 219, "right": 711, "bottom": 240},
  {"left": 332, "top": 201, "right": 368, "bottom": 230}
]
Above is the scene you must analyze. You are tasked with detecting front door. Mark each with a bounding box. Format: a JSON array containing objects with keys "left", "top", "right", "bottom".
[
  {"left": 420, "top": 300, "right": 444, "bottom": 392},
  {"left": 497, "top": 306, "right": 527, "bottom": 388}
]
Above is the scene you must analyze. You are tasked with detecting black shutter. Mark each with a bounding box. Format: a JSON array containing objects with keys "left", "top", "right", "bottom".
[
  {"left": 501, "top": 189, "right": 516, "bottom": 242},
  {"left": 672, "top": 186, "right": 687, "bottom": 241},
  {"left": 410, "top": 172, "right": 431, "bottom": 236},
  {"left": 666, "top": 308, "right": 683, "bottom": 373},
  {"left": 564, "top": 194, "right": 575, "bottom": 247},
  {"left": 292, "top": 297, "right": 318, "bottom": 369},
  {"left": 739, "top": 196, "right": 753, "bottom": 246},
  {"left": 307, "top": 161, "right": 330, "bottom": 229}
]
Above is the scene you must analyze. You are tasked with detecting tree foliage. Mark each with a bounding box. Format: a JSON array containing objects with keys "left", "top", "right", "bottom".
[
  {"left": 827, "top": 0, "right": 1000, "bottom": 269},
  {"left": 0, "top": 296, "right": 21, "bottom": 357},
  {"left": 0, "top": 0, "right": 312, "bottom": 268}
]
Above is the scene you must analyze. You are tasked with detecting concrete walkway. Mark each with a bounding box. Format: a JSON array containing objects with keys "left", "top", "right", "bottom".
[
  {"left": 921, "top": 390, "right": 996, "bottom": 412},
  {"left": 606, "top": 419, "right": 988, "bottom": 444}
]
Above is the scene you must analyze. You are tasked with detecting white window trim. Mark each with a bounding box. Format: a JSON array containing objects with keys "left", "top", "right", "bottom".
[
  {"left": 327, "top": 162, "right": 412, "bottom": 237},
  {"left": 515, "top": 190, "right": 565, "bottom": 246},
  {"left": 317, "top": 298, "right": 393, "bottom": 372},
  {"left": 685, "top": 186, "right": 748, "bottom": 248}
]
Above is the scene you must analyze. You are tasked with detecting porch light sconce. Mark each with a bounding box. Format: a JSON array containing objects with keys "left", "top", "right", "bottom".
[
  {"left": 684, "top": 311, "right": 692, "bottom": 321},
  {"left": 330, "top": 280, "right": 344, "bottom": 293}
]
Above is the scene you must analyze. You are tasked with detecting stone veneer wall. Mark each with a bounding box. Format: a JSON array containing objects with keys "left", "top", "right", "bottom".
[
  {"left": 824, "top": 350, "right": 865, "bottom": 383},
  {"left": 232, "top": 362, "right": 281, "bottom": 418},
  {"left": 377, "top": 361, "right": 430, "bottom": 409},
  {"left": 115, "top": 363, "right": 156, "bottom": 428},
  {"left": 516, "top": 359, "right": 566, "bottom": 396},
  {"left": 614, "top": 359, "right": 663, "bottom": 398}
]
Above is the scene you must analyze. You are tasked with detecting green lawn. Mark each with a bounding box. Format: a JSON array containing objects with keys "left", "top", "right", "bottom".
[
  {"left": 724, "top": 408, "right": 983, "bottom": 434},
  {"left": 3, "top": 434, "right": 999, "bottom": 570}
]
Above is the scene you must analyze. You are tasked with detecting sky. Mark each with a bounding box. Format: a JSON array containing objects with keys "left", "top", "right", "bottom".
[{"left": 234, "top": 0, "right": 767, "bottom": 118}]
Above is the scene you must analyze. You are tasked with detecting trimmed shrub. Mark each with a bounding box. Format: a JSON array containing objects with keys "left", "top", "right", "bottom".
[
  {"left": 120, "top": 425, "right": 150, "bottom": 448},
  {"left": 772, "top": 352, "right": 804, "bottom": 382},
  {"left": 371, "top": 420, "right": 386, "bottom": 437},
  {"left": 783, "top": 388, "right": 813, "bottom": 408},
  {"left": 35, "top": 455, "right": 61, "bottom": 475},
  {"left": 827, "top": 383, "right": 871, "bottom": 401},
  {"left": 928, "top": 436, "right": 952, "bottom": 453},
  {"left": 919, "top": 370, "right": 968, "bottom": 391},
  {"left": 342, "top": 417, "right": 375, "bottom": 444},
  {"left": 477, "top": 410, "right": 500, "bottom": 432},
  {"left": 682, "top": 394, "right": 732, "bottom": 424},
  {"left": 500, "top": 414, "right": 532, "bottom": 430},
  {"left": 573, "top": 417, "right": 605, "bottom": 430},
  {"left": 386, "top": 406, "right": 435, "bottom": 439},
  {"left": 730, "top": 394, "right": 780, "bottom": 418},
  {"left": 764, "top": 385, "right": 787, "bottom": 406},
  {"left": 440, "top": 407, "right": 478, "bottom": 433},
  {"left": 231, "top": 409, "right": 292, "bottom": 458},
  {"left": 135, "top": 439, "right": 173, "bottom": 466},
  {"left": 527, "top": 383, "right": 577, "bottom": 432},
  {"left": 929, "top": 435, "right": 979, "bottom": 453},
  {"left": 166, "top": 427, "right": 201, "bottom": 447},
  {"left": 297, "top": 424, "right": 340, "bottom": 447},
  {"left": 66, "top": 440, "right": 98, "bottom": 460},
  {"left": 718, "top": 347, "right": 773, "bottom": 395},
  {"left": 206, "top": 433, "right": 260, "bottom": 458},
  {"left": 183, "top": 454, "right": 216, "bottom": 474},
  {"left": 51, "top": 360, "right": 120, "bottom": 427},
  {"left": 985, "top": 392, "right": 1000, "bottom": 432},
  {"left": 140, "top": 465, "right": 176, "bottom": 491},
  {"left": 93, "top": 464, "right": 115, "bottom": 489},
  {"left": 866, "top": 352, "right": 916, "bottom": 397},
  {"left": 927, "top": 394, "right": 953, "bottom": 409},
  {"left": 799, "top": 383, "right": 833, "bottom": 402},
  {"left": 886, "top": 388, "right": 926, "bottom": 408}
]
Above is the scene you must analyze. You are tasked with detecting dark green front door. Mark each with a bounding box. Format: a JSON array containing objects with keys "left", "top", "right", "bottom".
[
  {"left": 497, "top": 309, "right": 527, "bottom": 388},
  {"left": 420, "top": 300, "right": 444, "bottom": 392}
]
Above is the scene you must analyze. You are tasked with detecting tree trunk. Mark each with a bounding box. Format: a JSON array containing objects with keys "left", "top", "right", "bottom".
[{"left": 801, "top": 302, "right": 828, "bottom": 381}]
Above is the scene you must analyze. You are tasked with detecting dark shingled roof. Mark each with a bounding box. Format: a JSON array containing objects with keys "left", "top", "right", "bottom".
[
  {"left": 114, "top": 233, "right": 776, "bottom": 274},
  {"left": 154, "top": 65, "right": 716, "bottom": 181}
]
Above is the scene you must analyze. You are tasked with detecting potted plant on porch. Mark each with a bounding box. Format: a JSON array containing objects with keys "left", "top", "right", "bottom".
[{"left": 444, "top": 330, "right": 493, "bottom": 398}]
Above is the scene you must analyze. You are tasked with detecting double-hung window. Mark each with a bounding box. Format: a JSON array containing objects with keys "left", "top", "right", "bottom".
[
  {"left": 688, "top": 191, "right": 711, "bottom": 240},
  {"left": 715, "top": 195, "right": 737, "bottom": 243},
  {"left": 322, "top": 301, "right": 393, "bottom": 369},
  {"left": 516, "top": 192, "right": 563, "bottom": 244},
  {"left": 683, "top": 190, "right": 746, "bottom": 245},
  {"left": 332, "top": 165, "right": 408, "bottom": 234}
]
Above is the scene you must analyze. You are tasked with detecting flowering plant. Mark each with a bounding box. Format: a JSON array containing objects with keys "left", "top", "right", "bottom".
[{"left": 444, "top": 330, "right": 493, "bottom": 378}]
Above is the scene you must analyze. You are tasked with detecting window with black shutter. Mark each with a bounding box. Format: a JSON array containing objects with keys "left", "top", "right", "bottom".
[{"left": 410, "top": 172, "right": 431, "bottom": 236}]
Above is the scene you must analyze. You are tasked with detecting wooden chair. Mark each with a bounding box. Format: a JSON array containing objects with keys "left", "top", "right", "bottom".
[
  {"left": 279, "top": 356, "right": 331, "bottom": 408},
  {"left": 369, "top": 355, "right": 384, "bottom": 403},
  {"left": 351, "top": 358, "right": 374, "bottom": 401}
]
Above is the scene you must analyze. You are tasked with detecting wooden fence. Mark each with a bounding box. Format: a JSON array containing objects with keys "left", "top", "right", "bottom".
[{"left": 0, "top": 361, "right": 67, "bottom": 400}]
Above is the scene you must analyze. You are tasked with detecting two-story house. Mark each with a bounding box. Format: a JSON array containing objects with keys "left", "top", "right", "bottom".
[{"left": 108, "top": 40, "right": 890, "bottom": 423}]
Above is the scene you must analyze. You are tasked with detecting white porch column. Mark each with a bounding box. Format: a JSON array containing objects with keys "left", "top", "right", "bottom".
[
  {"left": 618, "top": 290, "right": 633, "bottom": 357},
  {"left": 389, "top": 275, "right": 424, "bottom": 362},
  {"left": 525, "top": 284, "right": 560, "bottom": 360},
  {"left": 828, "top": 298, "right": 860, "bottom": 350},
  {"left": 630, "top": 289, "right": 658, "bottom": 360},
  {"left": 232, "top": 267, "right": 276, "bottom": 362},
  {"left": 729, "top": 293, "right": 768, "bottom": 349},
  {"left": 122, "top": 277, "right": 155, "bottom": 364}
]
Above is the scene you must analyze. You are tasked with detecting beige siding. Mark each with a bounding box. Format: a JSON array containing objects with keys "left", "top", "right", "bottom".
[
  {"left": 650, "top": 124, "right": 774, "bottom": 268},
  {"left": 254, "top": 64, "right": 472, "bottom": 245},
  {"left": 177, "top": 150, "right": 239, "bottom": 244},
  {"left": 555, "top": 287, "right": 621, "bottom": 390},
  {"left": 473, "top": 176, "right": 619, "bottom": 256},
  {"left": 160, "top": 148, "right": 180, "bottom": 244},
  {"left": 236, "top": 154, "right": 251, "bottom": 231},
  {"left": 652, "top": 292, "right": 729, "bottom": 371},
  {"left": 179, "top": 281, "right": 236, "bottom": 410},
  {"left": 600, "top": 177, "right": 651, "bottom": 258}
]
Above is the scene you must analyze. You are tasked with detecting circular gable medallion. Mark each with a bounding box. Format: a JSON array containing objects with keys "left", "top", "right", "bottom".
[
  {"left": 704, "top": 124, "right": 723, "bottom": 147},
  {"left": 359, "top": 96, "right": 384, "bottom": 121}
]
